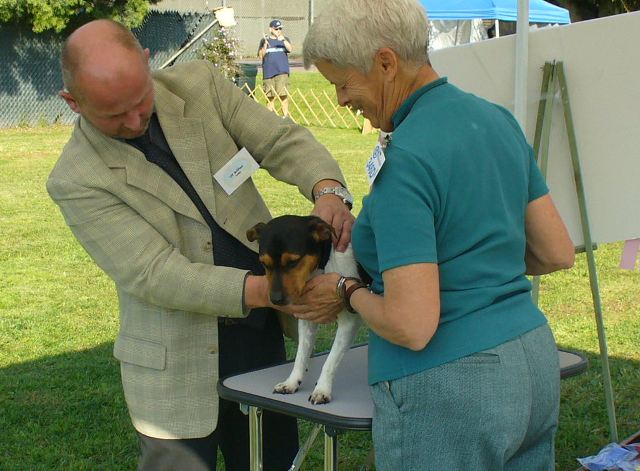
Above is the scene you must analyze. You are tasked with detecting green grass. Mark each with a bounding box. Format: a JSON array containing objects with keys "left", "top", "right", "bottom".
[{"left": 1, "top": 79, "right": 639, "bottom": 470}]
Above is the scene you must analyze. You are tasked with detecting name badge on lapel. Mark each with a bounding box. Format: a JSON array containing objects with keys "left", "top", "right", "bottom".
[
  {"left": 365, "top": 142, "right": 386, "bottom": 185},
  {"left": 214, "top": 147, "right": 260, "bottom": 195}
]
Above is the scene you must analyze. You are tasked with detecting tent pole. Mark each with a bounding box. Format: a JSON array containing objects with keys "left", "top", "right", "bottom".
[{"left": 514, "top": 0, "right": 529, "bottom": 128}]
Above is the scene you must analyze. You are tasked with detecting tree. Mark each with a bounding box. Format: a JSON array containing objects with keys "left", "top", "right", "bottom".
[
  {"left": 0, "top": 0, "right": 157, "bottom": 33},
  {"left": 555, "top": 0, "right": 640, "bottom": 21}
]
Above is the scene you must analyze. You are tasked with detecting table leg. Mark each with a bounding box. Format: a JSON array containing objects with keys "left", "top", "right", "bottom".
[
  {"left": 324, "top": 426, "right": 338, "bottom": 471},
  {"left": 289, "top": 424, "right": 322, "bottom": 470},
  {"left": 249, "top": 406, "right": 263, "bottom": 471}
]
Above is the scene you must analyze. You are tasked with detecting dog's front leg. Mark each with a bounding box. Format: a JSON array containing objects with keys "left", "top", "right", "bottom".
[
  {"left": 274, "top": 319, "right": 318, "bottom": 394},
  {"left": 309, "top": 312, "right": 361, "bottom": 404}
]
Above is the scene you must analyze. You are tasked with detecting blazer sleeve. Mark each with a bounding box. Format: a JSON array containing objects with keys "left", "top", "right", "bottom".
[
  {"left": 202, "top": 61, "right": 347, "bottom": 199},
  {"left": 46, "top": 176, "right": 249, "bottom": 318}
]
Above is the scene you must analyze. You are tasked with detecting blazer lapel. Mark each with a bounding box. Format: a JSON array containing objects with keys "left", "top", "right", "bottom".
[
  {"left": 80, "top": 116, "right": 205, "bottom": 224},
  {"left": 155, "top": 85, "right": 218, "bottom": 219}
]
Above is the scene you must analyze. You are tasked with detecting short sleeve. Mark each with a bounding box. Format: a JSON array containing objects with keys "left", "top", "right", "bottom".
[{"left": 368, "top": 148, "right": 439, "bottom": 273}]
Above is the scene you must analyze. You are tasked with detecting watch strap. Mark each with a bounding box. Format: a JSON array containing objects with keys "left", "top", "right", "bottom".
[{"left": 314, "top": 186, "right": 353, "bottom": 209}]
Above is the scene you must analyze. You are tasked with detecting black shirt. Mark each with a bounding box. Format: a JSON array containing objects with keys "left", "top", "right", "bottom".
[{"left": 125, "top": 113, "right": 269, "bottom": 328}]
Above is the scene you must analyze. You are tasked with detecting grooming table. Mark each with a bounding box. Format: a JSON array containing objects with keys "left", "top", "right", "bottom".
[{"left": 218, "top": 344, "right": 587, "bottom": 471}]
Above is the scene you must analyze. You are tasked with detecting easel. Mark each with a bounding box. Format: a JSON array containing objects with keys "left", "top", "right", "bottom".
[{"left": 530, "top": 61, "right": 618, "bottom": 442}]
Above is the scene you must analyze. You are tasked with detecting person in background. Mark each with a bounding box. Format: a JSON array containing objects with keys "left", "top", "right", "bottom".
[
  {"left": 258, "top": 19, "right": 292, "bottom": 117},
  {"left": 297, "top": 0, "right": 575, "bottom": 469},
  {"left": 48, "top": 19, "right": 353, "bottom": 471}
]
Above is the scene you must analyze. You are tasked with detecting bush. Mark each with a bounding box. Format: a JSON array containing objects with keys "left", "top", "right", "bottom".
[{"left": 197, "top": 26, "right": 241, "bottom": 81}]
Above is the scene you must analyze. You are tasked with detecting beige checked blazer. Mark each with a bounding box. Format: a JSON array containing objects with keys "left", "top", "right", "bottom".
[{"left": 47, "top": 60, "right": 346, "bottom": 439}]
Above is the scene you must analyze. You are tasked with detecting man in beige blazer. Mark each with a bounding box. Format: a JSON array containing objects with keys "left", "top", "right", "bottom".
[{"left": 47, "top": 20, "right": 354, "bottom": 471}]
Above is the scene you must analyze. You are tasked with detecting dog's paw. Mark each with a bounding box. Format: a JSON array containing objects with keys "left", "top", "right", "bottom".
[
  {"left": 273, "top": 379, "right": 301, "bottom": 395},
  {"left": 309, "top": 388, "right": 332, "bottom": 404}
]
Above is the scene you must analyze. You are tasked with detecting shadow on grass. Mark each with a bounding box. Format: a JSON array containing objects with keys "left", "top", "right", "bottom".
[
  {"left": 1, "top": 341, "right": 637, "bottom": 471},
  {"left": 556, "top": 346, "right": 640, "bottom": 471},
  {"left": 0, "top": 342, "right": 138, "bottom": 470}
]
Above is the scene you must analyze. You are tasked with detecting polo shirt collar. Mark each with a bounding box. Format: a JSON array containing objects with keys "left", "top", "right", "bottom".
[{"left": 392, "top": 77, "right": 448, "bottom": 128}]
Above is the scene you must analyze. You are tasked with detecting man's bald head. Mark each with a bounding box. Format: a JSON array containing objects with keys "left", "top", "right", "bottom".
[
  {"left": 59, "top": 19, "right": 155, "bottom": 139},
  {"left": 61, "top": 19, "right": 147, "bottom": 99}
]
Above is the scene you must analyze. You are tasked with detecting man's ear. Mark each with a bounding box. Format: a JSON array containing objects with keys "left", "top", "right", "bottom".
[
  {"left": 59, "top": 89, "right": 81, "bottom": 114},
  {"left": 375, "top": 47, "right": 398, "bottom": 81}
]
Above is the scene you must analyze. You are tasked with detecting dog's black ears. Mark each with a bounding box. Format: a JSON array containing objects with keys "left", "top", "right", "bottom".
[
  {"left": 309, "top": 218, "right": 336, "bottom": 242},
  {"left": 247, "top": 222, "right": 266, "bottom": 242}
]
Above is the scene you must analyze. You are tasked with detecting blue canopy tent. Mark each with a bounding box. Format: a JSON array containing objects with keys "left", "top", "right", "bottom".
[{"left": 419, "top": 0, "right": 571, "bottom": 23}]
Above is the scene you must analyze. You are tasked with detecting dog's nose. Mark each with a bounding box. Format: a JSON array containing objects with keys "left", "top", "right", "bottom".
[{"left": 270, "top": 291, "right": 288, "bottom": 306}]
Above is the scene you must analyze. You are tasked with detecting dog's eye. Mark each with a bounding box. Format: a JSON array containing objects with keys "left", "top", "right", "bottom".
[
  {"left": 259, "top": 255, "right": 273, "bottom": 272},
  {"left": 285, "top": 259, "right": 300, "bottom": 269}
]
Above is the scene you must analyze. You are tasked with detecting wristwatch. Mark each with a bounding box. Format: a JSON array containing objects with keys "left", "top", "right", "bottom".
[{"left": 314, "top": 186, "right": 353, "bottom": 210}]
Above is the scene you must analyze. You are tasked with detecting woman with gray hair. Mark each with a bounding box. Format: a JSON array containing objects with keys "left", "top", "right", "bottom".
[{"left": 299, "top": 0, "right": 575, "bottom": 469}]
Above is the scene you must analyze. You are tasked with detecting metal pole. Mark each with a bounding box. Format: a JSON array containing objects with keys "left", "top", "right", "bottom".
[
  {"left": 261, "top": 0, "right": 266, "bottom": 39},
  {"left": 249, "top": 407, "right": 264, "bottom": 471},
  {"left": 556, "top": 61, "right": 618, "bottom": 442},
  {"left": 160, "top": 17, "right": 220, "bottom": 69},
  {"left": 288, "top": 424, "right": 322, "bottom": 470},
  {"left": 323, "top": 426, "right": 338, "bottom": 471},
  {"left": 514, "top": 0, "right": 529, "bottom": 129},
  {"left": 309, "top": 0, "right": 315, "bottom": 27}
]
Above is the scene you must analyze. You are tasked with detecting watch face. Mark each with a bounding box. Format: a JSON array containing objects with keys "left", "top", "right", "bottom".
[
  {"left": 315, "top": 187, "right": 353, "bottom": 209},
  {"left": 337, "top": 188, "right": 353, "bottom": 204},
  {"left": 334, "top": 188, "right": 353, "bottom": 207}
]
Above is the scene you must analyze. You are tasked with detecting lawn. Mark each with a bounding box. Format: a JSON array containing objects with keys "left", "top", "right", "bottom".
[{"left": 1, "top": 77, "right": 638, "bottom": 470}]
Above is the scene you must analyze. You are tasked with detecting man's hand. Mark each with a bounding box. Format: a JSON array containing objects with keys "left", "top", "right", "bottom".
[
  {"left": 313, "top": 197, "right": 353, "bottom": 252},
  {"left": 312, "top": 180, "right": 354, "bottom": 252},
  {"left": 247, "top": 273, "right": 343, "bottom": 324},
  {"left": 286, "top": 272, "right": 344, "bottom": 324}
]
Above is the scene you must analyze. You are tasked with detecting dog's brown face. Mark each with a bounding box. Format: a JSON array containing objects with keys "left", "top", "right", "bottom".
[{"left": 247, "top": 215, "right": 334, "bottom": 305}]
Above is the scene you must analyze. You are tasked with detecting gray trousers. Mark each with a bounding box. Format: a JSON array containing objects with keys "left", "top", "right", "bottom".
[{"left": 371, "top": 324, "right": 560, "bottom": 471}]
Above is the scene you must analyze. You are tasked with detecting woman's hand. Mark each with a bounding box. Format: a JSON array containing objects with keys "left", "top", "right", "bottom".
[{"left": 286, "top": 272, "right": 344, "bottom": 324}]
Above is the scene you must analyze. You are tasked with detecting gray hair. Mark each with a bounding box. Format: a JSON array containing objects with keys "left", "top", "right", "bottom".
[{"left": 303, "top": 0, "right": 430, "bottom": 73}]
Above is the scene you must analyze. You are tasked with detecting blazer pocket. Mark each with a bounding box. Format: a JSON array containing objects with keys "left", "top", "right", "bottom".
[{"left": 113, "top": 335, "right": 167, "bottom": 371}]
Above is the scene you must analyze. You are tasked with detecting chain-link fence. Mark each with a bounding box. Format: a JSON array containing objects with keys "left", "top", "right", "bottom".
[
  {"left": 157, "top": 0, "right": 333, "bottom": 59},
  {"left": 0, "top": 12, "right": 212, "bottom": 127},
  {"left": 0, "top": 1, "right": 333, "bottom": 127}
]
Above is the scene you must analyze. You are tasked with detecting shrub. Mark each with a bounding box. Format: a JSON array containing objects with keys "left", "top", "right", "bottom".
[{"left": 198, "top": 26, "right": 242, "bottom": 81}]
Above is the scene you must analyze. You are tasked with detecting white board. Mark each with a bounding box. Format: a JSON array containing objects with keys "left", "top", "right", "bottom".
[{"left": 430, "top": 12, "right": 640, "bottom": 245}]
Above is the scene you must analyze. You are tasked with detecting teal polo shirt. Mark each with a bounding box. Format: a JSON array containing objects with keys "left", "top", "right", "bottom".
[{"left": 352, "top": 77, "right": 550, "bottom": 385}]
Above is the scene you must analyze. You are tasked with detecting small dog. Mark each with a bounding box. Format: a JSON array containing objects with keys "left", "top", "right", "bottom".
[{"left": 247, "top": 215, "right": 363, "bottom": 404}]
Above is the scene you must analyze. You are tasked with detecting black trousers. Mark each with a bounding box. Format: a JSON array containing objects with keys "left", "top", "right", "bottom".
[{"left": 137, "top": 314, "right": 299, "bottom": 471}]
